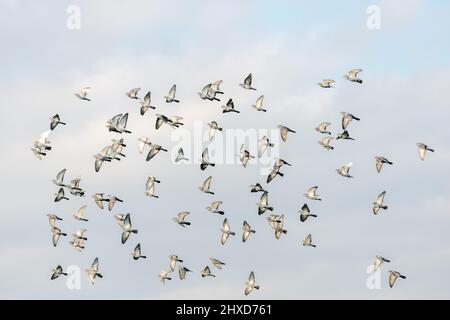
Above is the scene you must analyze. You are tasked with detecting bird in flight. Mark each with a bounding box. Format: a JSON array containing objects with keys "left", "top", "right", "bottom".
[
  {"left": 146, "top": 143, "right": 168, "bottom": 161},
  {"left": 86, "top": 258, "right": 103, "bottom": 285},
  {"left": 251, "top": 95, "right": 267, "bottom": 112},
  {"left": 145, "top": 176, "right": 160, "bottom": 198},
  {"left": 298, "top": 204, "right": 317, "bottom": 222},
  {"left": 318, "top": 79, "right": 335, "bottom": 88},
  {"left": 120, "top": 213, "right": 138, "bottom": 244},
  {"left": 257, "top": 191, "right": 273, "bottom": 215},
  {"left": 277, "top": 125, "right": 296, "bottom": 142},
  {"left": 336, "top": 162, "right": 353, "bottom": 178},
  {"left": 139, "top": 91, "right": 156, "bottom": 115},
  {"left": 389, "top": 271, "right": 406, "bottom": 288},
  {"left": 417, "top": 143, "right": 434, "bottom": 161},
  {"left": 340, "top": 112, "right": 360, "bottom": 130},
  {"left": 239, "top": 73, "right": 256, "bottom": 90},
  {"left": 200, "top": 147, "right": 215, "bottom": 170},
  {"left": 107, "top": 113, "right": 132, "bottom": 134},
  {"left": 172, "top": 211, "right": 191, "bottom": 227},
  {"left": 244, "top": 271, "right": 260, "bottom": 296},
  {"left": 199, "top": 176, "right": 214, "bottom": 194},
  {"left": 220, "top": 218, "right": 236, "bottom": 245},
  {"left": 302, "top": 234, "right": 316, "bottom": 247},
  {"left": 375, "top": 156, "right": 393, "bottom": 173},
  {"left": 304, "top": 186, "right": 322, "bottom": 201},
  {"left": 242, "top": 221, "right": 256, "bottom": 242},
  {"left": 174, "top": 147, "right": 189, "bottom": 163},
  {"left": 165, "top": 84, "right": 180, "bottom": 103},
  {"left": 198, "top": 83, "right": 220, "bottom": 101},
  {"left": 344, "top": 68, "right": 363, "bottom": 84},
  {"left": 373, "top": 191, "right": 388, "bottom": 215},
  {"left": 318, "top": 136, "right": 334, "bottom": 150},
  {"left": 240, "top": 144, "right": 255, "bottom": 167},
  {"left": 126, "top": 87, "right": 140, "bottom": 99},
  {"left": 258, "top": 136, "right": 274, "bottom": 157},
  {"left": 374, "top": 255, "right": 390, "bottom": 271},
  {"left": 50, "top": 265, "right": 68, "bottom": 280},
  {"left": 169, "top": 255, "right": 183, "bottom": 272},
  {"left": 336, "top": 130, "right": 355, "bottom": 141},
  {"left": 50, "top": 114, "right": 66, "bottom": 131},
  {"left": 178, "top": 266, "right": 192, "bottom": 280},
  {"left": 250, "top": 182, "right": 267, "bottom": 193},
  {"left": 315, "top": 122, "right": 332, "bottom": 135},
  {"left": 159, "top": 270, "right": 172, "bottom": 284},
  {"left": 132, "top": 244, "right": 147, "bottom": 260},
  {"left": 54, "top": 187, "right": 69, "bottom": 202},
  {"left": 52, "top": 169, "right": 68, "bottom": 188},
  {"left": 222, "top": 98, "right": 240, "bottom": 113},
  {"left": 268, "top": 214, "right": 287, "bottom": 240},
  {"left": 74, "top": 86, "right": 91, "bottom": 101},
  {"left": 208, "top": 121, "right": 223, "bottom": 141},
  {"left": 201, "top": 266, "right": 216, "bottom": 278},
  {"left": 207, "top": 200, "right": 224, "bottom": 215},
  {"left": 210, "top": 258, "right": 225, "bottom": 270}
]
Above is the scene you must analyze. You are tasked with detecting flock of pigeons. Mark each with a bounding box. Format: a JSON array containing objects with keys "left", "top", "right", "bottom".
[{"left": 38, "top": 69, "right": 436, "bottom": 295}]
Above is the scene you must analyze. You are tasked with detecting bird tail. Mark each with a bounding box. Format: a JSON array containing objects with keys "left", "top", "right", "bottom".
[
  {"left": 278, "top": 172, "right": 284, "bottom": 177},
  {"left": 234, "top": 110, "right": 240, "bottom": 113},
  {"left": 282, "top": 230, "right": 288, "bottom": 235},
  {"left": 131, "top": 230, "right": 138, "bottom": 234},
  {"left": 230, "top": 232, "right": 236, "bottom": 236},
  {"left": 141, "top": 255, "right": 147, "bottom": 259},
  {"left": 218, "top": 128, "right": 223, "bottom": 131},
  {"left": 382, "top": 205, "right": 388, "bottom": 210},
  {"left": 183, "top": 222, "right": 191, "bottom": 226},
  {"left": 251, "top": 230, "right": 256, "bottom": 234},
  {"left": 173, "top": 99, "right": 180, "bottom": 103},
  {"left": 254, "top": 285, "right": 260, "bottom": 290},
  {"left": 356, "top": 79, "right": 363, "bottom": 84},
  {"left": 387, "top": 161, "right": 393, "bottom": 165},
  {"left": 267, "top": 206, "right": 274, "bottom": 211},
  {"left": 60, "top": 122, "right": 66, "bottom": 125},
  {"left": 399, "top": 275, "right": 406, "bottom": 279},
  {"left": 81, "top": 218, "right": 88, "bottom": 222},
  {"left": 210, "top": 163, "right": 216, "bottom": 167},
  {"left": 428, "top": 148, "right": 435, "bottom": 152},
  {"left": 311, "top": 214, "right": 318, "bottom": 217},
  {"left": 97, "top": 274, "right": 103, "bottom": 278},
  {"left": 311, "top": 244, "right": 317, "bottom": 247},
  {"left": 217, "top": 211, "right": 224, "bottom": 215},
  {"left": 207, "top": 191, "right": 215, "bottom": 195}
]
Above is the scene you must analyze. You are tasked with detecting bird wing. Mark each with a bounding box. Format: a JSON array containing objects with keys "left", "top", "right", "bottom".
[
  {"left": 223, "top": 218, "right": 230, "bottom": 232},
  {"left": 376, "top": 191, "right": 386, "bottom": 205},
  {"left": 203, "top": 176, "right": 212, "bottom": 191},
  {"left": 389, "top": 272, "right": 397, "bottom": 288},
  {"left": 168, "top": 84, "right": 176, "bottom": 99},
  {"left": 123, "top": 214, "right": 132, "bottom": 229},
  {"left": 177, "top": 211, "right": 190, "bottom": 220},
  {"left": 202, "top": 148, "right": 209, "bottom": 162},
  {"left": 260, "top": 192, "right": 269, "bottom": 206},
  {"left": 55, "top": 168, "right": 66, "bottom": 184},
  {"left": 146, "top": 147, "right": 159, "bottom": 161},
  {"left": 76, "top": 205, "right": 87, "bottom": 218},
  {"left": 211, "top": 201, "right": 222, "bottom": 210},
  {"left": 111, "top": 113, "right": 123, "bottom": 125},
  {"left": 418, "top": 146, "right": 426, "bottom": 160},
  {"left": 342, "top": 115, "right": 351, "bottom": 129},
  {"left": 376, "top": 160, "right": 383, "bottom": 173},
  {"left": 349, "top": 68, "right": 363, "bottom": 77},
  {"left": 279, "top": 127, "right": 288, "bottom": 142},
  {"left": 255, "top": 95, "right": 264, "bottom": 109},
  {"left": 119, "top": 113, "right": 129, "bottom": 129},
  {"left": 319, "top": 122, "right": 331, "bottom": 131},
  {"left": 307, "top": 186, "right": 318, "bottom": 197},
  {"left": 244, "top": 73, "right": 252, "bottom": 86}
]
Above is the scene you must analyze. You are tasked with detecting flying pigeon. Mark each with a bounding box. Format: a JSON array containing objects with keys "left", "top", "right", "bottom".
[
  {"left": 74, "top": 86, "right": 91, "bottom": 101},
  {"left": 174, "top": 147, "right": 189, "bottom": 162},
  {"left": 258, "top": 136, "right": 274, "bottom": 157},
  {"left": 389, "top": 271, "right": 406, "bottom": 288},
  {"left": 374, "top": 255, "right": 390, "bottom": 271},
  {"left": 207, "top": 201, "right": 224, "bottom": 215},
  {"left": 159, "top": 270, "right": 172, "bottom": 284},
  {"left": 240, "top": 144, "right": 255, "bottom": 167},
  {"left": 318, "top": 79, "right": 335, "bottom": 88},
  {"left": 164, "top": 84, "right": 179, "bottom": 103},
  {"left": 277, "top": 125, "right": 296, "bottom": 142},
  {"left": 50, "top": 114, "right": 66, "bottom": 131},
  {"left": 304, "top": 186, "right": 322, "bottom": 201},
  {"left": 303, "top": 234, "right": 316, "bottom": 247},
  {"left": 208, "top": 121, "right": 223, "bottom": 141},
  {"left": 417, "top": 143, "right": 434, "bottom": 161},
  {"left": 222, "top": 98, "right": 240, "bottom": 113},
  {"left": 245, "top": 271, "right": 260, "bottom": 295},
  {"left": 340, "top": 112, "right": 360, "bottom": 130},
  {"left": 120, "top": 213, "right": 138, "bottom": 244},
  {"left": 50, "top": 265, "right": 68, "bottom": 280},
  {"left": 86, "top": 257, "right": 103, "bottom": 285},
  {"left": 337, "top": 163, "right": 353, "bottom": 178},
  {"left": 132, "top": 244, "right": 147, "bottom": 260},
  {"left": 251, "top": 95, "right": 267, "bottom": 112},
  {"left": 373, "top": 191, "right": 388, "bottom": 215},
  {"left": 169, "top": 255, "right": 183, "bottom": 271},
  {"left": 54, "top": 187, "right": 69, "bottom": 202},
  {"left": 146, "top": 144, "right": 168, "bottom": 161},
  {"left": 315, "top": 122, "right": 331, "bottom": 135},
  {"left": 210, "top": 258, "right": 225, "bottom": 270},
  {"left": 344, "top": 68, "right": 363, "bottom": 84},
  {"left": 138, "top": 137, "right": 152, "bottom": 154},
  {"left": 239, "top": 73, "right": 256, "bottom": 90},
  {"left": 126, "top": 87, "right": 140, "bottom": 99},
  {"left": 139, "top": 91, "right": 156, "bottom": 115},
  {"left": 242, "top": 221, "right": 256, "bottom": 242},
  {"left": 250, "top": 183, "right": 266, "bottom": 193},
  {"left": 172, "top": 211, "right": 191, "bottom": 227},
  {"left": 199, "top": 176, "right": 214, "bottom": 194},
  {"left": 336, "top": 130, "right": 355, "bottom": 140},
  {"left": 201, "top": 266, "right": 215, "bottom": 278},
  {"left": 220, "top": 218, "right": 235, "bottom": 245},
  {"left": 52, "top": 169, "right": 68, "bottom": 188},
  {"left": 257, "top": 191, "right": 273, "bottom": 215},
  {"left": 145, "top": 176, "right": 160, "bottom": 198},
  {"left": 375, "top": 156, "right": 393, "bottom": 173},
  {"left": 200, "top": 147, "right": 215, "bottom": 170},
  {"left": 299, "top": 204, "right": 317, "bottom": 222},
  {"left": 318, "top": 136, "right": 334, "bottom": 150},
  {"left": 178, "top": 266, "right": 192, "bottom": 280}
]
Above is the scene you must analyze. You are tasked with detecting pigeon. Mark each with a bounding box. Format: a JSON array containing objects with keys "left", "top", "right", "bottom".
[
  {"left": 72, "top": 228, "right": 88, "bottom": 241},
  {"left": 174, "top": 147, "right": 189, "bottom": 162},
  {"left": 178, "top": 266, "right": 192, "bottom": 280},
  {"left": 315, "top": 122, "right": 331, "bottom": 135},
  {"left": 210, "top": 258, "right": 226, "bottom": 270},
  {"left": 210, "top": 80, "right": 224, "bottom": 95},
  {"left": 92, "top": 193, "right": 110, "bottom": 210},
  {"left": 159, "top": 270, "right": 172, "bottom": 284},
  {"left": 277, "top": 125, "right": 296, "bottom": 142},
  {"left": 257, "top": 191, "right": 273, "bottom": 215},
  {"left": 201, "top": 266, "right": 215, "bottom": 277},
  {"left": 155, "top": 114, "right": 184, "bottom": 130},
  {"left": 244, "top": 271, "right": 260, "bottom": 296},
  {"left": 172, "top": 211, "right": 191, "bottom": 227},
  {"left": 31, "top": 145, "right": 47, "bottom": 160},
  {"left": 373, "top": 191, "right": 388, "bottom": 215},
  {"left": 251, "top": 95, "right": 267, "bottom": 112},
  {"left": 207, "top": 201, "right": 224, "bottom": 215},
  {"left": 389, "top": 271, "right": 406, "bottom": 288},
  {"left": 375, "top": 156, "right": 393, "bottom": 173},
  {"left": 198, "top": 83, "right": 220, "bottom": 101},
  {"left": 86, "top": 257, "right": 103, "bottom": 285},
  {"left": 69, "top": 238, "right": 85, "bottom": 251},
  {"left": 250, "top": 183, "right": 266, "bottom": 193},
  {"left": 303, "top": 234, "right": 316, "bottom": 247},
  {"left": 145, "top": 176, "right": 160, "bottom": 198},
  {"left": 199, "top": 176, "right": 214, "bottom": 194},
  {"left": 164, "top": 84, "right": 179, "bottom": 103},
  {"left": 318, "top": 136, "right": 334, "bottom": 150},
  {"left": 299, "top": 204, "right": 317, "bottom": 222},
  {"left": 208, "top": 121, "right": 223, "bottom": 141},
  {"left": 146, "top": 144, "right": 168, "bottom": 161},
  {"left": 258, "top": 136, "right": 274, "bottom": 157},
  {"left": 200, "top": 147, "right": 215, "bottom": 170},
  {"left": 52, "top": 169, "right": 68, "bottom": 187},
  {"left": 107, "top": 113, "right": 131, "bottom": 134},
  {"left": 107, "top": 195, "right": 123, "bottom": 211},
  {"left": 114, "top": 214, "right": 126, "bottom": 229},
  {"left": 304, "top": 186, "right": 322, "bottom": 201},
  {"left": 336, "top": 130, "right": 355, "bottom": 140},
  {"left": 220, "top": 218, "right": 235, "bottom": 245},
  {"left": 337, "top": 163, "right": 353, "bottom": 178},
  {"left": 68, "top": 177, "right": 85, "bottom": 197},
  {"left": 267, "top": 165, "right": 284, "bottom": 184},
  {"left": 222, "top": 98, "right": 240, "bottom": 113},
  {"left": 268, "top": 214, "right": 287, "bottom": 240},
  {"left": 54, "top": 187, "right": 69, "bottom": 202},
  {"left": 74, "top": 86, "right": 91, "bottom": 101},
  {"left": 138, "top": 137, "right": 153, "bottom": 154},
  {"left": 242, "top": 221, "right": 256, "bottom": 242},
  {"left": 50, "top": 265, "right": 68, "bottom": 280},
  {"left": 340, "top": 112, "right": 360, "bottom": 130},
  {"left": 240, "top": 144, "right": 255, "bottom": 167},
  {"left": 47, "top": 214, "right": 63, "bottom": 226},
  {"left": 132, "top": 244, "right": 147, "bottom": 260},
  {"left": 344, "top": 68, "right": 363, "bottom": 84},
  {"left": 50, "top": 114, "right": 66, "bottom": 131},
  {"left": 51, "top": 226, "right": 67, "bottom": 247},
  {"left": 126, "top": 87, "right": 140, "bottom": 99},
  {"left": 239, "top": 73, "right": 256, "bottom": 90},
  {"left": 169, "top": 255, "right": 183, "bottom": 271},
  {"left": 374, "top": 256, "right": 390, "bottom": 271},
  {"left": 318, "top": 79, "right": 335, "bottom": 88},
  {"left": 139, "top": 91, "right": 156, "bottom": 115},
  {"left": 417, "top": 143, "right": 434, "bottom": 161},
  {"left": 120, "top": 213, "right": 138, "bottom": 244},
  {"left": 93, "top": 152, "right": 112, "bottom": 173}
]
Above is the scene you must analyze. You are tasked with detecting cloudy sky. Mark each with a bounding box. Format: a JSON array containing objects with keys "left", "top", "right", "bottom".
[{"left": 1, "top": 0, "right": 450, "bottom": 299}]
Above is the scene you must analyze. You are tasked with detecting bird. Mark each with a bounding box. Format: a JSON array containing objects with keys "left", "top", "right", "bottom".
[
  {"left": 107, "top": 113, "right": 131, "bottom": 134},
  {"left": 240, "top": 144, "right": 255, "bottom": 167},
  {"left": 120, "top": 213, "right": 138, "bottom": 244},
  {"left": 210, "top": 80, "right": 224, "bottom": 95},
  {"left": 277, "top": 125, "right": 296, "bottom": 142},
  {"left": 417, "top": 143, "right": 434, "bottom": 161},
  {"left": 373, "top": 191, "right": 388, "bottom": 215},
  {"left": 344, "top": 68, "right": 363, "bottom": 84},
  {"left": 199, "top": 176, "right": 214, "bottom": 194},
  {"left": 198, "top": 83, "right": 220, "bottom": 101},
  {"left": 169, "top": 255, "right": 183, "bottom": 271},
  {"left": 50, "top": 265, "right": 68, "bottom": 280},
  {"left": 375, "top": 156, "right": 393, "bottom": 173},
  {"left": 267, "top": 165, "right": 284, "bottom": 184},
  {"left": 208, "top": 121, "right": 223, "bottom": 141},
  {"left": 304, "top": 186, "right": 322, "bottom": 201},
  {"left": 315, "top": 122, "right": 331, "bottom": 135},
  {"left": 242, "top": 221, "right": 256, "bottom": 242},
  {"left": 299, "top": 204, "right": 317, "bottom": 222},
  {"left": 250, "top": 183, "right": 266, "bottom": 193},
  {"left": 389, "top": 271, "right": 406, "bottom": 288},
  {"left": 244, "top": 271, "right": 260, "bottom": 296},
  {"left": 318, "top": 79, "right": 335, "bottom": 88},
  {"left": 86, "top": 258, "right": 103, "bottom": 285},
  {"left": 72, "top": 228, "right": 88, "bottom": 241},
  {"left": 178, "top": 266, "right": 192, "bottom": 280},
  {"left": 145, "top": 176, "right": 160, "bottom": 198},
  {"left": 207, "top": 201, "right": 224, "bottom": 215},
  {"left": 51, "top": 226, "right": 67, "bottom": 247},
  {"left": 340, "top": 112, "right": 360, "bottom": 130},
  {"left": 239, "top": 73, "right": 256, "bottom": 90},
  {"left": 52, "top": 169, "right": 68, "bottom": 188},
  {"left": 336, "top": 130, "right": 355, "bottom": 140},
  {"left": 68, "top": 177, "right": 85, "bottom": 197},
  {"left": 69, "top": 238, "right": 85, "bottom": 251},
  {"left": 172, "top": 211, "right": 191, "bottom": 227},
  {"left": 374, "top": 255, "right": 390, "bottom": 271},
  {"left": 200, "top": 147, "right": 215, "bottom": 170},
  {"left": 164, "top": 84, "right": 179, "bottom": 103},
  {"left": 54, "top": 187, "right": 69, "bottom": 202},
  {"left": 126, "top": 87, "right": 140, "bottom": 99},
  {"left": 318, "top": 136, "right": 334, "bottom": 150},
  {"left": 257, "top": 191, "right": 273, "bottom": 215},
  {"left": 93, "top": 151, "right": 112, "bottom": 173},
  {"left": 155, "top": 114, "right": 184, "bottom": 130},
  {"left": 251, "top": 95, "right": 267, "bottom": 112},
  {"left": 336, "top": 163, "right": 353, "bottom": 178},
  {"left": 303, "top": 234, "right": 316, "bottom": 247},
  {"left": 92, "top": 193, "right": 110, "bottom": 210},
  {"left": 138, "top": 137, "right": 153, "bottom": 154},
  {"left": 47, "top": 214, "right": 63, "bottom": 226},
  {"left": 146, "top": 144, "right": 168, "bottom": 161},
  {"left": 74, "top": 86, "right": 91, "bottom": 101},
  {"left": 220, "top": 218, "right": 235, "bottom": 245},
  {"left": 258, "top": 136, "right": 274, "bottom": 157},
  {"left": 159, "top": 270, "right": 172, "bottom": 284},
  {"left": 268, "top": 215, "right": 287, "bottom": 240},
  {"left": 132, "top": 244, "right": 147, "bottom": 260},
  {"left": 222, "top": 98, "right": 240, "bottom": 113},
  {"left": 50, "top": 114, "right": 66, "bottom": 131},
  {"left": 174, "top": 147, "right": 189, "bottom": 163},
  {"left": 201, "top": 266, "right": 215, "bottom": 277},
  {"left": 210, "top": 258, "right": 225, "bottom": 270},
  {"left": 107, "top": 195, "right": 123, "bottom": 211},
  {"left": 139, "top": 91, "right": 156, "bottom": 115}
]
